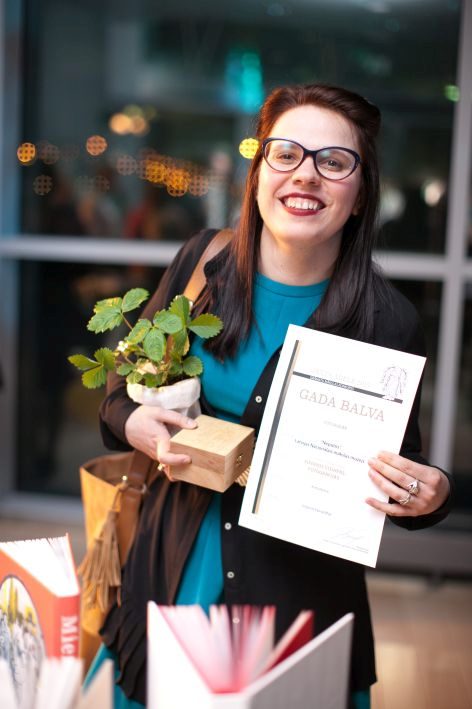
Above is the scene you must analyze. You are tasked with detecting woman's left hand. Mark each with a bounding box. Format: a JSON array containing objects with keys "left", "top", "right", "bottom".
[{"left": 366, "top": 451, "right": 451, "bottom": 517}]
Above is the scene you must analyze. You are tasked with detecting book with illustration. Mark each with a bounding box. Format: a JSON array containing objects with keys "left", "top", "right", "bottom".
[
  {"left": 0, "top": 535, "right": 80, "bottom": 707},
  {"left": 147, "top": 603, "right": 353, "bottom": 709}
]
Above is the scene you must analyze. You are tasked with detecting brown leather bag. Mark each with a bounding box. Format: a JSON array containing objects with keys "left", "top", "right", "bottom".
[{"left": 78, "top": 229, "right": 232, "bottom": 665}]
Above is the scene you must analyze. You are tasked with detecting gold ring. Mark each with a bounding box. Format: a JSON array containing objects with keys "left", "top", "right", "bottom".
[{"left": 157, "top": 463, "right": 165, "bottom": 472}]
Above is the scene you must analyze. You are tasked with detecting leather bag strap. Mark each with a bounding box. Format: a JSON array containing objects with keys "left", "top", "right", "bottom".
[
  {"left": 183, "top": 228, "right": 233, "bottom": 304},
  {"left": 134, "top": 228, "right": 233, "bottom": 489}
]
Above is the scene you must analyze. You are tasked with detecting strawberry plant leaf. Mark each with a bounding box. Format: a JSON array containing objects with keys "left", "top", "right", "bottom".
[
  {"left": 153, "top": 310, "right": 183, "bottom": 334},
  {"left": 169, "top": 295, "right": 191, "bottom": 325},
  {"left": 116, "top": 362, "right": 134, "bottom": 376},
  {"left": 94, "top": 297, "right": 122, "bottom": 313},
  {"left": 168, "top": 360, "right": 183, "bottom": 378},
  {"left": 143, "top": 373, "right": 161, "bottom": 388},
  {"left": 127, "top": 318, "right": 152, "bottom": 344},
  {"left": 170, "top": 329, "right": 190, "bottom": 356},
  {"left": 188, "top": 313, "right": 223, "bottom": 339},
  {"left": 182, "top": 355, "right": 203, "bottom": 377},
  {"left": 82, "top": 365, "right": 107, "bottom": 389},
  {"left": 94, "top": 348, "right": 116, "bottom": 370},
  {"left": 68, "top": 354, "right": 98, "bottom": 371},
  {"left": 126, "top": 371, "right": 144, "bottom": 384},
  {"left": 122, "top": 288, "right": 149, "bottom": 312},
  {"left": 87, "top": 307, "right": 123, "bottom": 333},
  {"left": 143, "top": 328, "right": 166, "bottom": 362}
]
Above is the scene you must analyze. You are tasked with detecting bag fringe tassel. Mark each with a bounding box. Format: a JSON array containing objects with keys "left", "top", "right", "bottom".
[{"left": 78, "top": 487, "right": 123, "bottom": 613}]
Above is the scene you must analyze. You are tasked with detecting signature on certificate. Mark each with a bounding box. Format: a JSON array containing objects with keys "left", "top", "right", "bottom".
[{"left": 325, "top": 527, "right": 367, "bottom": 551}]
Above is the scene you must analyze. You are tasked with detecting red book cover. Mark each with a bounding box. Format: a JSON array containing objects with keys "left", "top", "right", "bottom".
[{"left": 0, "top": 535, "right": 80, "bottom": 702}]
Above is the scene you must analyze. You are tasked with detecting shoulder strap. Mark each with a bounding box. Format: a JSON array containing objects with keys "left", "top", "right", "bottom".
[
  {"left": 144, "top": 228, "right": 233, "bottom": 488},
  {"left": 183, "top": 228, "right": 233, "bottom": 305}
]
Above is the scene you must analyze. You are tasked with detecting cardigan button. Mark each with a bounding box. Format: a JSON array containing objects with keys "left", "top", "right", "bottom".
[
  {"left": 226, "top": 571, "right": 235, "bottom": 579},
  {"left": 255, "top": 395, "right": 263, "bottom": 403},
  {"left": 224, "top": 522, "right": 232, "bottom": 530}
]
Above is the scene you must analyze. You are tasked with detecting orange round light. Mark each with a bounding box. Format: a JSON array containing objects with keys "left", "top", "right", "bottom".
[
  {"left": 86, "top": 135, "right": 108, "bottom": 156},
  {"left": 17, "top": 142, "right": 36, "bottom": 165}
]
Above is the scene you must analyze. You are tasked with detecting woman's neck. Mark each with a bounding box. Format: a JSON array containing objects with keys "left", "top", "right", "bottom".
[{"left": 258, "top": 228, "right": 340, "bottom": 285}]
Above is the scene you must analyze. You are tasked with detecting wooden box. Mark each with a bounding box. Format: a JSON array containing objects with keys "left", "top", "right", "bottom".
[{"left": 169, "top": 415, "right": 255, "bottom": 492}]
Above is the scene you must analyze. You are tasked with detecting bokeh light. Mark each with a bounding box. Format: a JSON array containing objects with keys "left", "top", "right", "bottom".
[
  {"left": 188, "top": 173, "right": 209, "bottom": 197},
  {"left": 93, "top": 175, "right": 111, "bottom": 192},
  {"left": 33, "top": 175, "right": 53, "bottom": 195},
  {"left": 145, "top": 158, "right": 168, "bottom": 185},
  {"left": 17, "top": 142, "right": 36, "bottom": 165},
  {"left": 444, "top": 84, "right": 460, "bottom": 102},
  {"left": 86, "top": 135, "right": 108, "bottom": 156},
  {"left": 38, "top": 141, "right": 60, "bottom": 165},
  {"left": 116, "top": 154, "right": 137, "bottom": 175},
  {"left": 109, "top": 105, "right": 151, "bottom": 136},
  {"left": 239, "top": 138, "right": 259, "bottom": 159},
  {"left": 109, "top": 113, "right": 133, "bottom": 135}
]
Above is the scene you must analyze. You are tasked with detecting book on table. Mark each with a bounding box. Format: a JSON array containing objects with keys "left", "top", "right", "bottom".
[
  {"left": 147, "top": 602, "right": 354, "bottom": 709},
  {"left": 0, "top": 534, "right": 80, "bottom": 707}
]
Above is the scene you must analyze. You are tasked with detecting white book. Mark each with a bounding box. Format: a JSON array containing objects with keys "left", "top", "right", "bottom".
[
  {"left": 0, "top": 657, "right": 113, "bottom": 709},
  {"left": 147, "top": 603, "right": 353, "bottom": 709}
]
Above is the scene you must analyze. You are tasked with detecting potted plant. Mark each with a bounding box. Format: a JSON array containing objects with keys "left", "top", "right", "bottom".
[{"left": 68, "top": 288, "right": 223, "bottom": 417}]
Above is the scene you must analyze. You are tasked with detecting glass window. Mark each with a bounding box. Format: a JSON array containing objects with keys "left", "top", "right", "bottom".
[
  {"left": 17, "top": 260, "right": 166, "bottom": 495},
  {"left": 18, "top": 0, "right": 460, "bottom": 252},
  {"left": 389, "top": 279, "right": 442, "bottom": 459},
  {"left": 452, "top": 286, "right": 472, "bottom": 515}
]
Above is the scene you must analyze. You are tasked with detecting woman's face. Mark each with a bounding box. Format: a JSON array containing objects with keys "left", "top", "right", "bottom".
[{"left": 256, "top": 104, "right": 363, "bottom": 261}]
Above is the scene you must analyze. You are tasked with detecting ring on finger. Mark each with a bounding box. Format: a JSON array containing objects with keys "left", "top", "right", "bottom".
[
  {"left": 407, "top": 478, "right": 420, "bottom": 496},
  {"left": 398, "top": 491, "right": 411, "bottom": 506},
  {"left": 157, "top": 462, "right": 165, "bottom": 472}
]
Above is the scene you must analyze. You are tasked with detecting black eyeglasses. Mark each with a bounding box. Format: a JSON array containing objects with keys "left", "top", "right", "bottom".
[{"left": 262, "top": 138, "right": 361, "bottom": 181}]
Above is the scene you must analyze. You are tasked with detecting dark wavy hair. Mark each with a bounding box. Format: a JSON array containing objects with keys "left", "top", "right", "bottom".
[{"left": 200, "top": 83, "right": 386, "bottom": 358}]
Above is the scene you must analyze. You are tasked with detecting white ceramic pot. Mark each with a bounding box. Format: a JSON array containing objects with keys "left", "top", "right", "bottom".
[{"left": 126, "top": 376, "right": 201, "bottom": 419}]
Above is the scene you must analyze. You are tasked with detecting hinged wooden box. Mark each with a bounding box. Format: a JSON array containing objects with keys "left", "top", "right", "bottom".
[{"left": 169, "top": 415, "right": 255, "bottom": 492}]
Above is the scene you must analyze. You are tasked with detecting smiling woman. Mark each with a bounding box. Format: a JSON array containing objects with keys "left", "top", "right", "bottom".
[{"left": 86, "top": 83, "right": 453, "bottom": 709}]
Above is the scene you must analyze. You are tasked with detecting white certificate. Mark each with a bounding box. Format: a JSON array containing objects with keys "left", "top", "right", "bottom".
[{"left": 239, "top": 325, "right": 426, "bottom": 567}]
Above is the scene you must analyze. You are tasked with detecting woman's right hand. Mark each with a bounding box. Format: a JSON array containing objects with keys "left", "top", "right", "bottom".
[{"left": 124, "top": 405, "right": 197, "bottom": 479}]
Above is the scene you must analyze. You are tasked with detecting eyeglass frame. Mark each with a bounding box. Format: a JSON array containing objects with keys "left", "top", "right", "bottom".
[{"left": 261, "top": 137, "right": 362, "bottom": 181}]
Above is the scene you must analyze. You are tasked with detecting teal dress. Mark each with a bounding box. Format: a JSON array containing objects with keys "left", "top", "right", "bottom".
[{"left": 85, "top": 274, "right": 370, "bottom": 709}]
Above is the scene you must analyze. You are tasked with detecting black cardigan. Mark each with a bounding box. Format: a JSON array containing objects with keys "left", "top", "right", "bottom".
[{"left": 99, "top": 229, "right": 453, "bottom": 703}]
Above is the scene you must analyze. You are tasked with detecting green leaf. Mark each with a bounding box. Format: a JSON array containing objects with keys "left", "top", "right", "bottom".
[
  {"left": 87, "top": 307, "right": 123, "bottom": 333},
  {"left": 143, "top": 373, "right": 161, "bottom": 388},
  {"left": 169, "top": 295, "right": 191, "bottom": 325},
  {"left": 182, "top": 355, "right": 203, "bottom": 377},
  {"left": 122, "top": 288, "right": 149, "bottom": 313},
  {"left": 153, "top": 311, "right": 183, "bottom": 334},
  {"left": 126, "top": 371, "right": 144, "bottom": 384},
  {"left": 68, "top": 354, "right": 98, "bottom": 371},
  {"left": 94, "top": 297, "right": 122, "bottom": 313},
  {"left": 168, "top": 360, "right": 183, "bottom": 378},
  {"left": 126, "top": 318, "right": 152, "bottom": 344},
  {"left": 116, "top": 363, "right": 134, "bottom": 376},
  {"left": 143, "top": 328, "right": 166, "bottom": 362},
  {"left": 82, "top": 365, "right": 107, "bottom": 389},
  {"left": 170, "top": 329, "right": 190, "bottom": 357},
  {"left": 188, "top": 313, "right": 223, "bottom": 339},
  {"left": 94, "top": 348, "right": 116, "bottom": 371}
]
